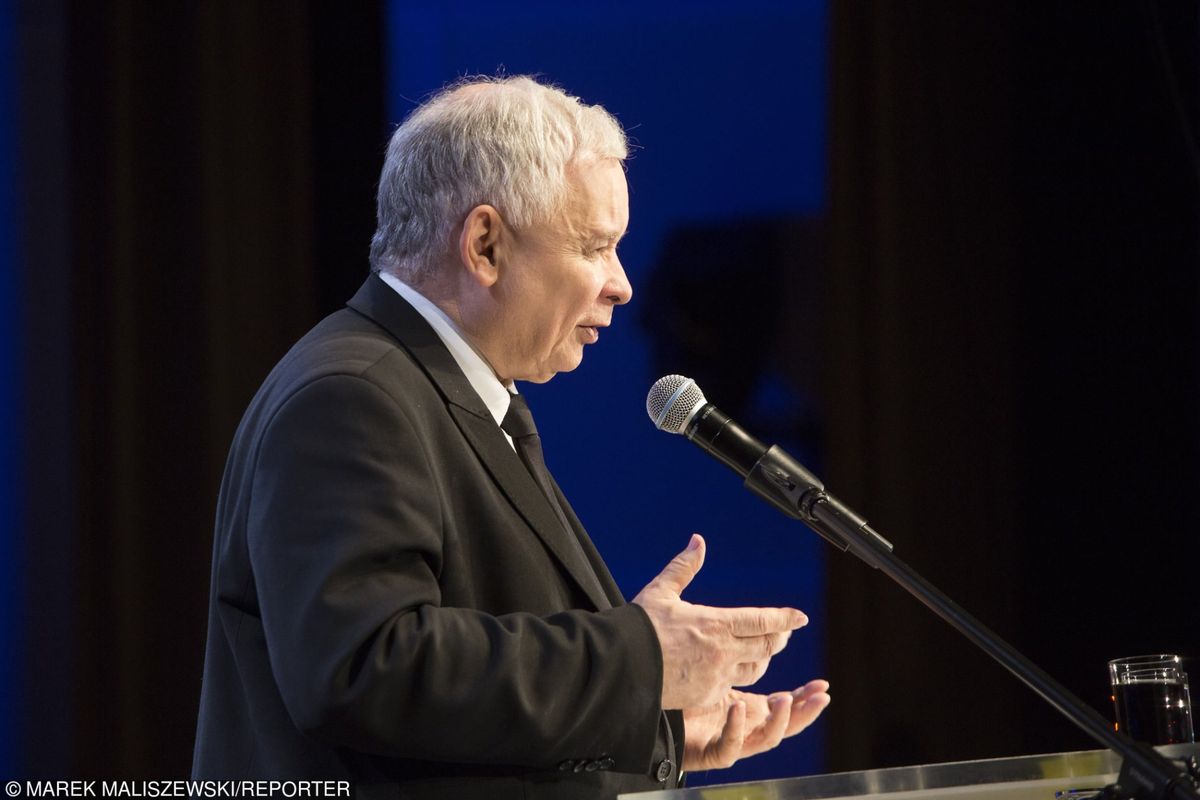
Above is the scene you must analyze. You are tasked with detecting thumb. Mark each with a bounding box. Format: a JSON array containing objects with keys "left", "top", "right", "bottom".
[{"left": 649, "top": 534, "right": 706, "bottom": 597}]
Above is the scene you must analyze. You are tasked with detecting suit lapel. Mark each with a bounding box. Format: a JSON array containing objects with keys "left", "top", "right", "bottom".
[
  {"left": 551, "top": 480, "right": 623, "bottom": 609},
  {"left": 346, "top": 275, "right": 612, "bottom": 611},
  {"left": 449, "top": 407, "right": 612, "bottom": 611}
]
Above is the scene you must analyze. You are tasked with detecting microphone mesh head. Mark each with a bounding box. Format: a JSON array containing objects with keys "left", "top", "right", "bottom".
[{"left": 646, "top": 374, "right": 707, "bottom": 434}]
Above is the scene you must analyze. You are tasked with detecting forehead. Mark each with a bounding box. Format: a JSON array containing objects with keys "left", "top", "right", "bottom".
[{"left": 561, "top": 159, "right": 629, "bottom": 238}]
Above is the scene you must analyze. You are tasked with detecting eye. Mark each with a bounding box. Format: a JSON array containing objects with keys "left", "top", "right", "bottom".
[{"left": 584, "top": 237, "right": 620, "bottom": 258}]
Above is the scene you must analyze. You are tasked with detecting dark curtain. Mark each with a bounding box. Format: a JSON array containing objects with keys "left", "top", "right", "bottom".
[
  {"left": 825, "top": 1, "right": 1200, "bottom": 771},
  {"left": 19, "top": 0, "right": 384, "bottom": 777}
]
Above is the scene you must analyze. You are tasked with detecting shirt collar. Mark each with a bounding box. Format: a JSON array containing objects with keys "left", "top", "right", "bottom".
[{"left": 377, "top": 271, "right": 515, "bottom": 430}]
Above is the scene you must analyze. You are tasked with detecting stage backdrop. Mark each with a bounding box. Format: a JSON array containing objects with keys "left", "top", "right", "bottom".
[{"left": 7, "top": 0, "right": 1198, "bottom": 786}]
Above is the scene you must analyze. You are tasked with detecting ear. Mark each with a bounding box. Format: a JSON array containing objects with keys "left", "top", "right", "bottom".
[{"left": 457, "top": 204, "right": 503, "bottom": 288}]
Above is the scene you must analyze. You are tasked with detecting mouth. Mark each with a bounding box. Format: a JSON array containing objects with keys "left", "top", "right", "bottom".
[{"left": 578, "top": 323, "right": 607, "bottom": 343}]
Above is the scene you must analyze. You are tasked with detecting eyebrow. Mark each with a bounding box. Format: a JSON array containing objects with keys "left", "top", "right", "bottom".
[{"left": 586, "top": 229, "right": 627, "bottom": 245}]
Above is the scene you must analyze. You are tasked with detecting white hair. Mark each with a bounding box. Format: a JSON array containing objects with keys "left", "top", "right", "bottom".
[{"left": 369, "top": 75, "right": 629, "bottom": 284}]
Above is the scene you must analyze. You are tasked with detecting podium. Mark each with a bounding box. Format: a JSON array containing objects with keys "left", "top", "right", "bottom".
[{"left": 620, "top": 743, "right": 1200, "bottom": 800}]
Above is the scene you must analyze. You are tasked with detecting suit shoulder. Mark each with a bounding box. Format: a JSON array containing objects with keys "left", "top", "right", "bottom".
[
  {"left": 248, "top": 308, "right": 433, "bottom": 420},
  {"left": 284, "top": 307, "right": 426, "bottom": 380}
]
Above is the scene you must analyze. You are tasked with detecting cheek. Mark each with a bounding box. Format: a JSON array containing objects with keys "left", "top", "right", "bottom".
[
  {"left": 544, "top": 309, "right": 585, "bottom": 358},
  {"left": 533, "top": 266, "right": 606, "bottom": 351},
  {"left": 560, "top": 285, "right": 597, "bottom": 331}
]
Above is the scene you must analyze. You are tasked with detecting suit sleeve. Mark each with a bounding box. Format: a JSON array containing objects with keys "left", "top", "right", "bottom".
[{"left": 247, "top": 373, "right": 664, "bottom": 771}]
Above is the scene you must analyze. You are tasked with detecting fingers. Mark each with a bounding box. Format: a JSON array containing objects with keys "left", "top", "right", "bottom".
[
  {"left": 784, "top": 681, "right": 831, "bottom": 737},
  {"left": 732, "top": 660, "right": 770, "bottom": 687},
  {"left": 705, "top": 699, "right": 747, "bottom": 770},
  {"left": 731, "top": 631, "right": 796, "bottom": 683},
  {"left": 716, "top": 692, "right": 795, "bottom": 760},
  {"left": 682, "top": 684, "right": 828, "bottom": 772},
  {"left": 646, "top": 534, "right": 706, "bottom": 597},
  {"left": 735, "top": 686, "right": 826, "bottom": 757},
  {"left": 723, "top": 627, "right": 795, "bottom": 664},
  {"left": 724, "top": 606, "right": 808, "bottom": 637},
  {"left": 755, "top": 693, "right": 793, "bottom": 751}
]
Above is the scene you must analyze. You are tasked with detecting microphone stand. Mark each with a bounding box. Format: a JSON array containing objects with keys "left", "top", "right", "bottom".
[{"left": 741, "top": 445, "right": 1200, "bottom": 800}]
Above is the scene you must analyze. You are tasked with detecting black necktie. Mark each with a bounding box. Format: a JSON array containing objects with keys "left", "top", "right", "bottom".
[{"left": 501, "top": 394, "right": 607, "bottom": 604}]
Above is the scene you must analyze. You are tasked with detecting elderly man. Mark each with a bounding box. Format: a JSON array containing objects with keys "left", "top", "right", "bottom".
[{"left": 192, "top": 76, "right": 829, "bottom": 799}]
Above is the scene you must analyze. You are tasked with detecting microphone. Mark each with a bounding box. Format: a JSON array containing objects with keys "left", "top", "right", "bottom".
[{"left": 647, "top": 374, "right": 893, "bottom": 555}]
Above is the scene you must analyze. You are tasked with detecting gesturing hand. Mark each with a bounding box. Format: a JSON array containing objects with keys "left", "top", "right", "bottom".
[
  {"left": 632, "top": 534, "right": 809, "bottom": 710},
  {"left": 683, "top": 681, "right": 831, "bottom": 771}
]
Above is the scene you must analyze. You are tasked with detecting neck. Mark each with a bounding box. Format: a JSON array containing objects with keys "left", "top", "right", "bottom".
[{"left": 413, "top": 275, "right": 512, "bottom": 387}]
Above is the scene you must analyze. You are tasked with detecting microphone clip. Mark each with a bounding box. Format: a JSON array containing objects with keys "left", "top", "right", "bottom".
[{"left": 745, "top": 446, "right": 895, "bottom": 557}]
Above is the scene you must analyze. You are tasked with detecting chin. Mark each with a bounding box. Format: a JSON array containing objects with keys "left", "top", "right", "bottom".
[{"left": 523, "top": 355, "right": 583, "bottom": 384}]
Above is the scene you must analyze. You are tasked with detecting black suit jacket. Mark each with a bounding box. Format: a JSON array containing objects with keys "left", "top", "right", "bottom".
[{"left": 193, "top": 275, "right": 684, "bottom": 799}]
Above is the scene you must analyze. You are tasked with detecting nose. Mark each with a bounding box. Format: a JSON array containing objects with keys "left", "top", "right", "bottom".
[{"left": 603, "top": 253, "right": 633, "bottom": 305}]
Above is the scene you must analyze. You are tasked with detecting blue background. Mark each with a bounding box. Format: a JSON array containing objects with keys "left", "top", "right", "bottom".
[{"left": 387, "top": 0, "right": 830, "bottom": 784}]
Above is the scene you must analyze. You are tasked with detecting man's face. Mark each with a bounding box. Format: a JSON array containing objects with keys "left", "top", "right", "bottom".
[{"left": 489, "top": 159, "right": 632, "bottom": 383}]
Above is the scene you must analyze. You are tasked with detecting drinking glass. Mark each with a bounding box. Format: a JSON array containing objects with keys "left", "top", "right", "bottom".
[{"left": 1108, "top": 654, "right": 1194, "bottom": 744}]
